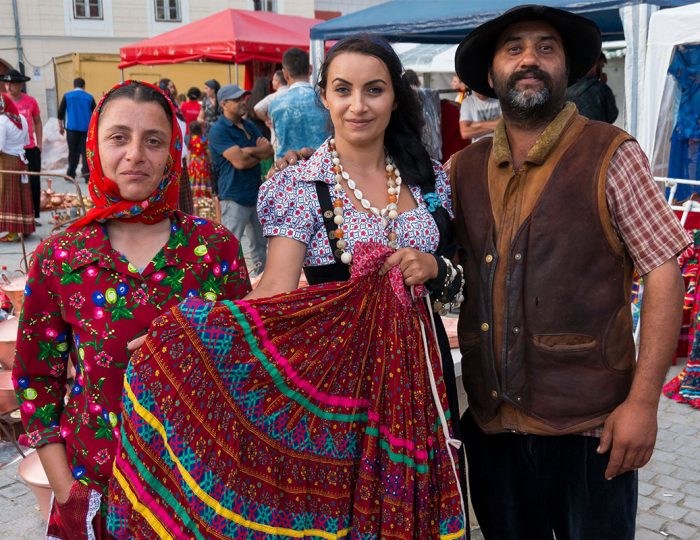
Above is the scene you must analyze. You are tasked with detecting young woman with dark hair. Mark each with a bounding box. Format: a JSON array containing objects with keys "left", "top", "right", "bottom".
[
  {"left": 248, "top": 76, "right": 272, "bottom": 139},
  {"left": 197, "top": 78, "right": 222, "bottom": 134},
  {"left": 13, "top": 80, "right": 250, "bottom": 539},
  {"left": 107, "top": 37, "right": 466, "bottom": 539},
  {"left": 257, "top": 36, "right": 461, "bottom": 428}
]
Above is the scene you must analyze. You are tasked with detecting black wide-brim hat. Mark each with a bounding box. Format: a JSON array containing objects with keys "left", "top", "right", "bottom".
[
  {"left": 0, "top": 69, "right": 30, "bottom": 83},
  {"left": 455, "top": 5, "right": 601, "bottom": 98}
]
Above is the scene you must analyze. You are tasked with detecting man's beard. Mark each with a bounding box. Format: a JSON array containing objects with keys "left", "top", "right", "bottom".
[{"left": 492, "top": 67, "right": 567, "bottom": 128}]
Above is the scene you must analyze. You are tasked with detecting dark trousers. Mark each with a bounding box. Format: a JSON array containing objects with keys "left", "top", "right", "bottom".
[
  {"left": 66, "top": 129, "right": 88, "bottom": 180},
  {"left": 24, "top": 146, "right": 41, "bottom": 218},
  {"left": 462, "top": 411, "right": 637, "bottom": 540}
]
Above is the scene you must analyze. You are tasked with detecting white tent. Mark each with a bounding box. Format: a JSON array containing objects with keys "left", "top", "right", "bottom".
[
  {"left": 393, "top": 43, "right": 457, "bottom": 73},
  {"left": 637, "top": 3, "right": 700, "bottom": 159}
]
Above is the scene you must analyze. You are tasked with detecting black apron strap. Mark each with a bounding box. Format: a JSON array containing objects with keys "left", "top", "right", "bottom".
[{"left": 303, "top": 181, "right": 350, "bottom": 285}]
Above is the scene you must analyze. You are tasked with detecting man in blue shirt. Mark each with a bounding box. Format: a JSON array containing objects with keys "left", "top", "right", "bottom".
[
  {"left": 58, "top": 77, "right": 96, "bottom": 181},
  {"left": 209, "top": 84, "right": 273, "bottom": 276},
  {"left": 268, "top": 48, "right": 331, "bottom": 158}
]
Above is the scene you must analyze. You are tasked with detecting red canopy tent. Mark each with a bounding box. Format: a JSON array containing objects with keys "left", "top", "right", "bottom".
[{"left": 119, "top": 9, "right": 322, "bottom": 68}]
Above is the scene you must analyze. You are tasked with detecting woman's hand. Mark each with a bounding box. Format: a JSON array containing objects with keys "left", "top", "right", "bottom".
[
  {"left": 54, "top": 479, "right": 75, "bottom": 505},
  {"left": 127, "top": 335, "right": 147, "bottom": 351},
  {"left": 379, "top": 248, "right": 438, "bottom": 286},
  {"left": 36, "top": 443, "right": 76, "bottom": 505},
  {"left": 266, "top": 147, "right": 316, "bottom": 179}
]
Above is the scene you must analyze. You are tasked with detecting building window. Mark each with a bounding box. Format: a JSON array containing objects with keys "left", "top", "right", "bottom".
[
  {"left": 73, "top": 0, "right": 102, "bottom": 19},
  {"left": 155, "top": 0, "right": 180, "bottom": 22},
  {"left": 253, "top": 0, "right": 277, "bottom": 12}
]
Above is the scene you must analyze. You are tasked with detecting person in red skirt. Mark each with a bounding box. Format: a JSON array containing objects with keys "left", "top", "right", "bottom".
[
  {"left": 12, "top": 80, "right": 251, "bottom": 539},
  {"left": 0, "top": 93, "right": 34, "bottom": 242},
  {"left": 186, "top": 121, "right": 213, "bottom": 200}
]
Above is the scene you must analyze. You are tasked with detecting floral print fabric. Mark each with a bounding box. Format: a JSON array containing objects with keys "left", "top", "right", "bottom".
[
  {"left": 257, "top": 139, "right": 452, "bottom": 267},
  {"left": 12, "top": 211, "right": 251, "bottom": 496}
]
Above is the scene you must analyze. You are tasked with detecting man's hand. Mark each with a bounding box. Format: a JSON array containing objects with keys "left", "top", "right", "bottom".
[
  {"left": 256, "top": 136, "right": 270, "bottom": 147},
  {"left": 379, "top": 248, "right": 438, "bottom": 286},
  {"left": 597, "top": 398, "right": 658, "bottom": 480},
  {"left": 597, "top": 258, "right": 685, "bottom": 480},
  {"left": 266, "top": 147, "right": 315, "bottom": 179}
]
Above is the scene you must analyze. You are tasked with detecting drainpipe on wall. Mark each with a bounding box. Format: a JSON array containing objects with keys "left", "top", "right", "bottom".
[{"left": 11, "top": 0, "right": 25, "bottom": 75}]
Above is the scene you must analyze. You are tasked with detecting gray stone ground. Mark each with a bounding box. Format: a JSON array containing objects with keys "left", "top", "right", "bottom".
[
  {"left": 1, "top": 178, "right": 700, "bottom": 538},
  {"left": 0, "top": 366, "right": 697, "bottom": 538}
]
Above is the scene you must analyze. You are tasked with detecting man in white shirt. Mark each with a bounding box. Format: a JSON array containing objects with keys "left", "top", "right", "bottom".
[
  {"left": 459, "top": 90, "right": 502, "bottom": 142},
  {"left": 253, "top": 70, "right": 289, "bottom": 156}
]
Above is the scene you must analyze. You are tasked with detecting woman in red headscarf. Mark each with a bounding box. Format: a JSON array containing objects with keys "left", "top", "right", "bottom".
[
  {"left": 12, "top": 80, "right": 251, "bottom": 539},
  {"left": 0, "top": 93, "right": 34, "bottom": 242}
]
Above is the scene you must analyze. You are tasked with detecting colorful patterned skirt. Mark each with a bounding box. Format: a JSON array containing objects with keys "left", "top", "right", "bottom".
[
  {"left": 0, "top": 152, "right": 35, "bottom": 235},
  {"left": 664, "top": 233, "right": 700, "bottom": 408},
  {"left": 664, "top": 327, "right": 700, "bottom": 409},
  {"left": 108, "top": 242, "right": 466, "bottom": 539},
  {"left": 675, "top": 235, "right": 700, "bottom": 359},
  {"left": 188, "top": 154, "right": 214, "bottom": 199}
]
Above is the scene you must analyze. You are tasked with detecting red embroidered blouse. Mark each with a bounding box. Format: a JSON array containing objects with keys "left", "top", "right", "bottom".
[{"left": 12, "top": 211, "right": 251, "bottom": 494}]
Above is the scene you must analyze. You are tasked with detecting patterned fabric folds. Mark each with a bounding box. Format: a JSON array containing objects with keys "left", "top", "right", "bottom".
[{"left": 108, "top": 241, "right": 465, "bottom": 539}]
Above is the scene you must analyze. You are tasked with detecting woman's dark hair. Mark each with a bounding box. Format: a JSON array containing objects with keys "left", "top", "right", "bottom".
[
  {"left": 316, "top": 35, "right": 434, "bottom": 195},
  {"left": 248, "top": 77, "right": 272, "bottom": 122},
  {"left": 204, "top": 79, "right": 221, "bottom": 93},
  {"left": 189, "top": 120, "right": 203, "bottom": 136},
  {"left": 404, "top": 69, "right": 420, "bottom": 88},
  {"left": 274, "top": 70, "right": 287, "bottom": 86},
  {"left": 187, "top": 86, "right": 202, "bottom": 101},
  {"left": 317, "top": 35, "right": 450, "bottom": 250},
  {"left": 101, "top": 81, "right": 173, "bottom": 126}
]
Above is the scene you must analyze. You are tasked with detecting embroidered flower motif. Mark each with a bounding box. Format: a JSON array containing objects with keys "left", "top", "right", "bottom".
[
  {"left": 26, "top": 431, "right": 42, "bottom": 446},
  {"left": 75, "top": 249, "right": 93, "bottom": 266},
  {"left": 95, "top": 351, "right": 113, "bottom": 368},
  {"left": 50, "top": 363, "right": 65, "bottom": 378},
  {"left": 133, "top": 288, "right": 149, "bottom": 306},
  {"left": 423, "top": 192, "right": 441, "bottom": 213},
  {"left": 94, "top": 448, "right": 110, "bottom": 465},
  {"left": 41, "top": 259, "right": 56, "bottom": 276},
  {"left": 69, "top": 292, "right": 85, "bottom": 309}
]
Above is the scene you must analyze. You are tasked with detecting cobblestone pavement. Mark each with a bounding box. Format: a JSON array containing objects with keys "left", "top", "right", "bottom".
[{"left": 0, "top": 366, "right": 696, "bottom": 538}]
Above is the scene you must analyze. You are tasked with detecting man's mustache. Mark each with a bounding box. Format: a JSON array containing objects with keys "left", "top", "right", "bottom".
[{"left": 509, "top": 68, "right": 551, "bottom": 85}]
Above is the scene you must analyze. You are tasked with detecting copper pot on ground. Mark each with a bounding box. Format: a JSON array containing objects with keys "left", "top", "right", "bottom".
[
  {"left": 0, "top": 369, "right": 18, "bottom": 413},
  {"left": 18, "top": 451, "right": 52, "bottom": 522},
  {"left": 0, "top": 275, "right": 26, "bottom": 315},
  {"left": 0, "top": 317, "right": 17, "bottom": 370}
]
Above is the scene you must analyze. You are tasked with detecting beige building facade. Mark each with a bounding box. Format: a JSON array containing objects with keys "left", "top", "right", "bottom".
[{"left": 0, "top": 0, "right": 316, "bottom": 118}]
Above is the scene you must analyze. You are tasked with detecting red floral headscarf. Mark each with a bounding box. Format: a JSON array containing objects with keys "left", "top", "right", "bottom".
[
  {"left": 0, "top": 93, "right": 23, "bottom": 130},
  {"left": 69, "top": 80, "right": 182, "bottom": 230}
]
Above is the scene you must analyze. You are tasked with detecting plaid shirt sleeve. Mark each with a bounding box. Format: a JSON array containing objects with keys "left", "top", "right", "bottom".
[{"left": 606, "top": 140, "right": 691, "bottom": 275}]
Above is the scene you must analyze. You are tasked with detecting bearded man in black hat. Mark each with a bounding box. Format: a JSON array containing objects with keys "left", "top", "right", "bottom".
[
  {"left": 1, "top": 69, "right": 42, "bottom": 221},
  {"left": 450, "top": 6, "right": 689, "bottom": 538}
]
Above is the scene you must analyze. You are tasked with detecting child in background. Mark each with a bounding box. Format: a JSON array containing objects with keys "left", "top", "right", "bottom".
[
  {"left": 180, "top": 87, "right": 202, "bottom": 132},
  {"left": 186, "top": 121, "right": 216, "bottom": 219}
]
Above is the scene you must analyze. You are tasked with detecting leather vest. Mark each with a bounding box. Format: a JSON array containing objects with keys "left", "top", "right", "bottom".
[{"left": 453, "top": 120, "right": 636, "bottom": 431}]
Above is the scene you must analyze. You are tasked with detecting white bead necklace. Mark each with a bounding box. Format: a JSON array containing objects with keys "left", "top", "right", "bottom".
[{"left": 328, "top": 139, "right": 402, "bottom": 264}]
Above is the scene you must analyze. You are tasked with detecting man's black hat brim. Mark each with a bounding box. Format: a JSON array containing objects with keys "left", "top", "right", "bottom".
[
  {"left": 0, "top": 69, "right": 31, "bottom": 83},
  {"left": 455, "top": 5, "right": 601, "bottom": 98}
]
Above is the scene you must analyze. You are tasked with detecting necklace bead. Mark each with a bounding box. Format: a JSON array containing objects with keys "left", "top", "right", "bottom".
[{"left": 328, "top": 140, "right": 401, "bottom": 264}]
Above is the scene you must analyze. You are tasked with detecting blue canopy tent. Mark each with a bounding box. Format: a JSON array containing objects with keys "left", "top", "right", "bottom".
[{"left": 309, "top": 0, "right": 696, "bottom": 135}]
